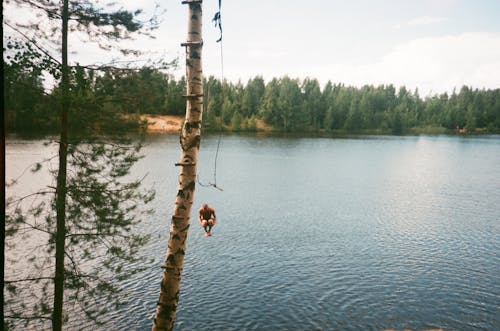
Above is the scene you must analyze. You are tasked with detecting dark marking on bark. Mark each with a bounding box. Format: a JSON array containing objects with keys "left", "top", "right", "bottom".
[
  {"left": 175, "top": 154, "right": 196, "bottom": 166},
  {"left": 156, "top": 301, "right": 176, "bottom": 321},
  {"left": 160, "top": 277, "right": 169, "bottom": 292},
  {"left": 173, "top": 291, "right": 180, "bottom": 302},
  {"left": 180, "top": 134, "right": 201, "bottom": 151},
  {"left": 184, "top": 180, "right": 196, "bottom": 192},
  {"left": 162, "top": 266, "right": 175, "bottom": 274},
  {"left": 180, "top": 137, "right": 188, "bottom": 151},
  {"left": 172, "top": 215, "right": 184, "bottom": 226},
  {"left": 190, "top": 50, "right": 200, "bottom": 59},
  {"left": 167, "top": 254, "right": 176, "bottom": 265},
  {"left": 181, "top": 0, "right": 202, "bottom": 4},
  {"left": 184, "top": 120, "right": 201, "bottom": 132},
  {"left": 179, "top": 224, "right": 190, "bottom": 233}
]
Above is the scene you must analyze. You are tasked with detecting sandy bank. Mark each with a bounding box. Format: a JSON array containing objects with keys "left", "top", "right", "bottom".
[
  {"left": 139, "top": 115, "right": 183, "bottom": 133},
  {"left": 138, "top": 114, "right": 274, "bottom": 133}
]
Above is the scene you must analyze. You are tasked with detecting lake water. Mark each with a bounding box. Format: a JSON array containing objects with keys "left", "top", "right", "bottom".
[{"left": 5, "top": 134, "right": 500, "bottom": 330}]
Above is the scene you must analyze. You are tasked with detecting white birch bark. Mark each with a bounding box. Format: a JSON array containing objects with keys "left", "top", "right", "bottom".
[{"left": 152, "top": 1, "right": 203, "bottom": 330}]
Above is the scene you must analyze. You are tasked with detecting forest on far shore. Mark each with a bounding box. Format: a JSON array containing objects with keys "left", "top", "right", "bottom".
[{"left": 5, "top": 63, "right": 500, "bottom": 134}]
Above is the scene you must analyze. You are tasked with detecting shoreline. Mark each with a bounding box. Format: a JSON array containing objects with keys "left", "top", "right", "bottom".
[
  {"left": 138, "top": 114, "right": 183, "bottom": 133},
  {"left": 137, "top": 114, "right": 499, "bottom": 136},
  {"left": 137, "top": 114, "right": 274, "bottom": 133},
  {"left": 6, "top": 113, "right": 500, "bottom": 136}
]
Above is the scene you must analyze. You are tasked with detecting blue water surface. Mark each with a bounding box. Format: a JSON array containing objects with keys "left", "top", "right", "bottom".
[{"left": 6, "top": 134, "right": 500, "bottom": 330}]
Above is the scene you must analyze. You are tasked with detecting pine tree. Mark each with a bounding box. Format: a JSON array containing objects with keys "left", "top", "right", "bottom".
[{"left": 4, "top": 1, "right": 159, "bottom": 329}]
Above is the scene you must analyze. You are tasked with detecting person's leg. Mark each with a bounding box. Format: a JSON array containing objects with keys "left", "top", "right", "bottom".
[
  {"left": 201, "top": 220, "right": 210, "bottom": 233},
  {"left": 204, "top": 220, "right": 211, "bottom": 236},
  {"left": 206, "top": 219, "right": 215, "bottom": 235}
]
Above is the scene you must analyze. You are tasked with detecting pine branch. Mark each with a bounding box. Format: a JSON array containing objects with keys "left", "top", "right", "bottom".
[
  {"left": 4, "top": 22, "right": 61, "bottom": 66},
  {"left": 15, "top": 222, "right": 53, "bottom": 235},
  {"left": 4, "top": 315, "right": 52, "bottom": 320},
  {"left": 4, "top": 276, "right": 54, "bottom": 284},
  {"left": 6, "top": 155, "right": 57, "bottom": 188},
  {"left": 7, "top": 190, "right": 55, "bottom": 205}
]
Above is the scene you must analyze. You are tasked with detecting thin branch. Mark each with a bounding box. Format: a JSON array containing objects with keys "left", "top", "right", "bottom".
[
  {"left": 79, "top": 58, "right": 173, "bottom": 72},
  {"left": 4, "top": 276, "right": 54, "bottom": 284},
  {"left": 66, "top": 232, "right": 129, "bottom": 239},
  {"left": 6, "top": 154, "right": 58, "bottom": 188},
  {"left": 4, "top": 315, "right": 52, "bottom": 320},
  {"left": 4, "top": 22, "right": 61, "bottom": 65},
  {"left": 16, "top": 220, "right": 53, "bottom": 235},
  {"left": 7, "top": 190, "right": 55, "bottom": 205},
  {"left": 25, "top": 0, "right": 60, "bottom": 18}
]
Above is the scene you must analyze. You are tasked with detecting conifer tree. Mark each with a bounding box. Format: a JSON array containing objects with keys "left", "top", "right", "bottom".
[{"left": 4, "top": 1, "right": 159, "bottom": 329}]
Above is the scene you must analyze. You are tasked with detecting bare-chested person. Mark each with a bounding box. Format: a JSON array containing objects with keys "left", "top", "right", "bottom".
[{"left": 198, "top": 203, "right": 217, "bottom": 236}]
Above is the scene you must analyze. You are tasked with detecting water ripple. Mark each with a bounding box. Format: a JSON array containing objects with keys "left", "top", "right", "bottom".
[{"left": 6, "top": 135, "right": 500, "bottom": 330}]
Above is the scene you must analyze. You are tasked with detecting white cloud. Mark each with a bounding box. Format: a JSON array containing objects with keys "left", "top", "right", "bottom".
[
  {"left": 407, "top": 16, "right": 448, "bottom": 26},
  {"left": 425, "top": 0, "right": 458, "bottom": 10},
  {"left": 316, "top": 32, "right": 500, "bottom": 95},
  {"left": 392, "top": 15, "right": 448, "bottom": 30}
]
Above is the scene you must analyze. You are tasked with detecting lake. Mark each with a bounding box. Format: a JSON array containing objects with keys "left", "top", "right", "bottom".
[{"left": 5, "top": 134, "right": 500, "bottom": 330}]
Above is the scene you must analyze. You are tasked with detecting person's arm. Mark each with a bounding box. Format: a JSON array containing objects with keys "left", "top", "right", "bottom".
[
  {"left": 198, "top": 209, "right": 203, "bottom": 225},
  {"left": 212, "top": 209, "right": 217, "bottom": 224}
]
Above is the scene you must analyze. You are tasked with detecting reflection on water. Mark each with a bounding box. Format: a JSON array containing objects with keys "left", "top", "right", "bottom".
[{"left": 5, "top": 134, "right": 500, "bottom": 330}]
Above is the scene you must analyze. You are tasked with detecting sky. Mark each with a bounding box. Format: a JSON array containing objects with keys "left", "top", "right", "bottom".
[{"left": 5, "top": 0, "right": 500, "bottom": 95}]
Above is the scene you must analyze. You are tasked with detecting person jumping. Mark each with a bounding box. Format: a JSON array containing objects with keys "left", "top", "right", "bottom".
[{"left": 198, "top": 203, "right": 217, "bottom": 237}]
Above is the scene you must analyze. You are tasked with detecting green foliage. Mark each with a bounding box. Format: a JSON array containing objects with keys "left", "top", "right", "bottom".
[
  {"left": 5, "top": 139, "right": 154, "bottom": 328},
  {"left": 201, "top": 77, "right": 500, "bottom": 133},
  {"left": 4, "top": 0, "right": 159, "bottom": 329},
  {"left": 5, "top": 57, "right": 500, "bottom": 134},
  {"left": 247, "top": 115, "right": 257, "bottom": 132},
  {"left": 230, "top": 111, "right": 243, "bottom": 131},
  {"left": 3, "top": 39, "right": 58, "bottom": 131},
  {"left": 221, "top": 97, "right": 233, "bottom": 125}
]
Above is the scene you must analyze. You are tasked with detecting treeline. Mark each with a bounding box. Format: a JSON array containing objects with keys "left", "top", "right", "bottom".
[
  {"left": 4, "top": 63, "right": 172, "bottom": 131},
  {"left": 5, "top": 64, "right": 500, "bottom": 133},
  {"left": 203, "top": 76, "right": 500, "bottom": 133}
]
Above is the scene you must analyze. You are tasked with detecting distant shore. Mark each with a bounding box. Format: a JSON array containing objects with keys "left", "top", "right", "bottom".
[
  {"left": 138, "top": 114, "right": 183, "bottom": 133},
  {"left": 138, "top": 114, "right": 274, "bottom": 133},
  {"left": 7, "top": 113, "right": 499, "bottom": 136},
  {"left": 136, "top": 114, "right": 498, "bottom": 136}
]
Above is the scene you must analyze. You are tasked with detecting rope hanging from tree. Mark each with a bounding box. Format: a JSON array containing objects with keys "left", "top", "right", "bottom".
[
  {"left": 213, "top": 0, "right": 222, "bottom": 42},
  {"left": 197, "top": 0, "right": 224, "bottom": 191}
]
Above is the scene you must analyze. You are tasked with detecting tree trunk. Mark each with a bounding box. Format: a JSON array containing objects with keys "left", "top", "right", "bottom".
[
  {"left": 152, "top": 1, "right": 203, "bottom": 330},
  {"left": 53, "top": 0, "right": 69, "bottom": 329},
  {"left": 1, "top": 0, "right": 6, "bottom": 327}
]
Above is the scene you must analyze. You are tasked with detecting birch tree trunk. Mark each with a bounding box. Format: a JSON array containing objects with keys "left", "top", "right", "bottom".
[{"left": 152, "top": 1, "right": 203, "bottom": 330}]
